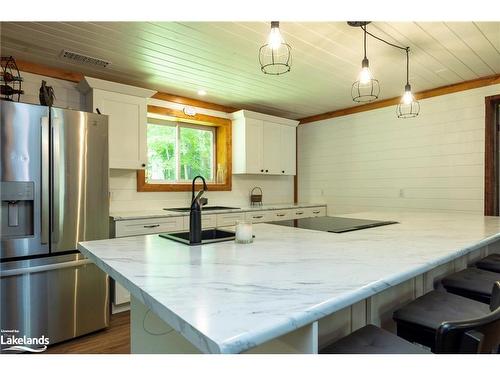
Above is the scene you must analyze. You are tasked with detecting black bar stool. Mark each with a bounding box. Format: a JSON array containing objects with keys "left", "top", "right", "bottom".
[
  {"left": 320, "top": 324, "right": 429, "bottom": 354},
  {"left": 441, "top": 267, "right": 499, "bottom": 304},
  {"left": 476, "top": 254, "right": 500, "bottom": 273},
  {"left": 392, "top": 282, "right": 500, "bottom": 352},
  {"left": 322, "top": 282, "right": 500, "bottom": 354}
]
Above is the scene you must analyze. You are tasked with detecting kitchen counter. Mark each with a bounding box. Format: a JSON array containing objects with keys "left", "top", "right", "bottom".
[
  {"left": 78, "top": 211, "right": 500, "bottom": 353},
  {"left": 110, "top": 202, "right": 326, "bottom": 221}
]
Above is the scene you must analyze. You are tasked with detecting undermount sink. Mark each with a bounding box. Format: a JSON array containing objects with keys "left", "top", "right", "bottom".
[
  {"left": 164, "top": 206, "right": 240, "bottom": 212},
  {"left": 159, "top": 229, "right": 236, "bottom": 245}
]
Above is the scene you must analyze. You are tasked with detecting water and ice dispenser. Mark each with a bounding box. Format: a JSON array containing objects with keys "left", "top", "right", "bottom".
[{"left": 1, "top": 181, "right": 34, "bottom": 239}]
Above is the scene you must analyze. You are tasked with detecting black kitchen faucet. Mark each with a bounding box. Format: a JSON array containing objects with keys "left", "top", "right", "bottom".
[{"left": 189, "top": 175, "right": 208, "bottom": 244}]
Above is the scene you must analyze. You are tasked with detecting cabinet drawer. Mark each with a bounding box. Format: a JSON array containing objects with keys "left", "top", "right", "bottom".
[
  {"left": 307, "top": 207, "right": 326, "bottom": 217},
  {"left": 272, "top": 210, "right": 293, "bottom": 221},
  {"left": 244, "top": 210, "right": 274, "bottom": 223},
  {"left": 293, "top": 208, "right": 308, "bottom": 218},
  {"left": 183, "top": 214, "right": 217, "bottom": 230},
  {"left": 115, "top": 217, "right": 184, "bottom": 237},
  {"left": 216, "top": 212, "right": 246, "bottom": 227}
]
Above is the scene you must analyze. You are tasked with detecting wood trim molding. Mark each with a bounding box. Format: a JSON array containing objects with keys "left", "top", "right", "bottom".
[
  {"left": 152, "top": 92, "right": 238, "bottom": 114},
  {"left": 299, "top": 74, "right": 500, "bottom": 125},
  {"left": 16, "top": 59, "right": 84, "bottom": 83},
  {"left": 484, "top": 94, "right": 500, "bottom": 216},
  {"left": 137, "top": 105, "right": 232, "bottom": 192},
  {"left": 147, "top": 105, "right": 232, "bottom": 127},
  {"left": 16, "top": 59, "right": 238, "bottom": 114}
]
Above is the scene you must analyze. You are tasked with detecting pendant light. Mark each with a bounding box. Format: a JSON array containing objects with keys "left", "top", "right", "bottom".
[
  {"left": 259, "top": 21, "right": 292, "bottom": 75},
  {"left": 397, "top": 48, "right": 420, "bottom": 118},
  {"left": 351, "top": 24, "right": 380, "bottom": 103},
  {"left": 348, "top": 21, "right": 422, "bottom": 118}
]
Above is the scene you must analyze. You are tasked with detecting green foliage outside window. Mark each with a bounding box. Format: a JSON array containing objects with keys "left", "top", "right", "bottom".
[
  {"left": 147, "top": 121, "right": 214, "bottom": 182},
  {"left": 179, "top": 127, "right": 214, "bottom": 180}
]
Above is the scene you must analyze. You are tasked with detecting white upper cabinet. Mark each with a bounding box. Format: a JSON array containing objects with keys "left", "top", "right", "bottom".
[
  {"left": 244, "top": 117, "right": 264, "bottom": 174},
  {"left": 77, "top": 77, "right": 156, "bottom": 170},
  {"left": 280, "top": 124, "right": 296, "bottom": 175},
  {"left": 232, "top": 110, "right": 298, "bottom": 176}
]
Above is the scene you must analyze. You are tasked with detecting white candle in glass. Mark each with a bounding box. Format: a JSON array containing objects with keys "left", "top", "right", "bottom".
[{"left": 235, "top": 221, "right": 253, "bottom": 244}]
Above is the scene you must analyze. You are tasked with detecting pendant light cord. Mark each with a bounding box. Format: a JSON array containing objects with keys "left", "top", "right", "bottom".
[
  {"left": 406, "top": 48, "right": 410, "bottom": 85},
  {"left": 360, "top": 25, "right": 412, "bottom": 85},
  {"left": 361, "top": 25, "right": 407, "bottom": 51},
  {"left": 363, "top": 27, "right": 367, "bottom": 59}
]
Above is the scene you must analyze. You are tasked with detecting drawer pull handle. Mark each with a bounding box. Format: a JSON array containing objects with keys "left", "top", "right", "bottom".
[
  {"left": 253, "top": 215, "right": 263, "bottom": 219},
  {"left": 276, "top": 214, "right": 285, "bottom": 217},
  {"left": 143, "top": 224, "right": 160, "bottom": 228},
  {"left": 296, "top": 212, "right": 303, "bottom": 215},
  {"left": 312, "top": 211, "right": 321, "bottom": 214}
]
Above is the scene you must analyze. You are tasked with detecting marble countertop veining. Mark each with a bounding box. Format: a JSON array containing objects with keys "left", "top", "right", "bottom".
[
  {"left": 78, "top": 211, "right": 500, "bottom": 353},
  {"left": 110, "top": 202, "right": 326, "bottom": 221}
]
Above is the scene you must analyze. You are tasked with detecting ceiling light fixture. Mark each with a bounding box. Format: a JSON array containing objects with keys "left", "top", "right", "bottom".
[
  {"left": 259, "top": 21, "right": 291, "bottom": 75},
  {"left": 348, "top": 22, "right": 420, "bottom": 118},
  {"left": 397, "top": 48, "right": 420, "bottom": 118},
  {"left": 351, "top": 22, "right": 380, "bottom": 103},
  {"left": 197, "top": 89, "right": 207, "bottom": 96}
]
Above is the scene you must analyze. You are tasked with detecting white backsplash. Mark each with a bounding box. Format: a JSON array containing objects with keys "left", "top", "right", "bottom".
[{"left": 110, "top": 170, "right": 294, "bottom": 212}]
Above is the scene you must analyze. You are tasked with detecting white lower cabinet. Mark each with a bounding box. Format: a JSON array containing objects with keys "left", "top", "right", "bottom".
[
  {"left": 272, "top": 210, "right": 293, "bottom": 221},
  {"left": 115, "top": 216, "right": 184, "bottom": 237},
  {"left": 245, "top": 210, "right": 274, "bottom": 223},
  {"left": 306, "top": 207, "right": 326, "bottom": 217},
  {"left": 110, "top": 205, "right": 326, "bottom": 312},
  {"left": 293, "top": 208, "right": 307, "bottom": 219},
  {"left": 216, "top": 212, "right": 246, "bottom": 227}
]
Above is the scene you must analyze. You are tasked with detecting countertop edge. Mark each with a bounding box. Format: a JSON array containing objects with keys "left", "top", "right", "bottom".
[{"left": 110, "top": 203, "right": 327, "bottom": 221}]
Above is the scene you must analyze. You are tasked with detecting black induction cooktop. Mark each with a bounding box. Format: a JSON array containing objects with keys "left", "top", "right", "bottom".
[{"left": 268, "top": 216, "right": 398, "bottom": 233}]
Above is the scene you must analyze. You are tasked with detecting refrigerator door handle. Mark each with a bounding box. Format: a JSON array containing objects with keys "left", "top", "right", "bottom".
[
  {"left": 0, "top": 259, "right": 92, "bottom": 278},
  {"left": 52, "top": 116, "right": 61, "bottom": 244},
  {"left": 41, "top": 116, "right": 50, "bottom": 245}
]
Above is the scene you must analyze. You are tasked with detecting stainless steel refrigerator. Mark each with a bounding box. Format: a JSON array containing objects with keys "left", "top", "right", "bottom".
[{"left": 1, "top": 101, "right": 110, "bottom": 351}]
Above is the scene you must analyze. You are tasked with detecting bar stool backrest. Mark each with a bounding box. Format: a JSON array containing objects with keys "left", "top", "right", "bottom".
[{"left": 435, "top": 282, "right": 500, "bottom": 354}]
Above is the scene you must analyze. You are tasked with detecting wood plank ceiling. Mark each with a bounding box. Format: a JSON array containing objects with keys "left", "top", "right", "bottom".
[{"left": 1, "top": 21, "right": 499, "bottom": 119}]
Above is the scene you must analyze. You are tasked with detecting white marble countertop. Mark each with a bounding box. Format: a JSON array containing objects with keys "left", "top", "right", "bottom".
[
  {"left": 78, "top": 211, "right": 500, "bottom": 353},
  {"left": 110, "top": 202, "right": 326, "bottom": 221}
]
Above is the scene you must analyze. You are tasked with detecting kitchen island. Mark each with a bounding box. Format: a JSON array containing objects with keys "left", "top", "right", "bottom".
[{"left": 78, "top": 211, "right": 500, "bottom": 354}]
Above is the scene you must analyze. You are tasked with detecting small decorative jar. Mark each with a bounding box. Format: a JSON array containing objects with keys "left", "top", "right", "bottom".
[{"left": 235, "top": 221, "right": 253, "bottom": 244}]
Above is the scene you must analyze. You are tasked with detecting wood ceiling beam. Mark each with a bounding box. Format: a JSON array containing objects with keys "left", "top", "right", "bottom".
[
  {"left": 299, "top": 74, "right": 500, "bottom": 125},
  {"left": 15, "top": 59, "right": 239, "bottom": 114}
]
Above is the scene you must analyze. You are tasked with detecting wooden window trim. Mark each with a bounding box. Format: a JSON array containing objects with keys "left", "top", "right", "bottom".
[
  {"left": 484, "top": 94, "right": 500, "bottom": 215},
  {"left": 137, "top": 105, "right": 232, "bottom": 192}
]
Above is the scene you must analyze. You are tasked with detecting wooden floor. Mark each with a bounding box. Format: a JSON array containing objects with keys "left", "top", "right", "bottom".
[{"left": 45, "top": 311, "right": 131, "bottom": 354}]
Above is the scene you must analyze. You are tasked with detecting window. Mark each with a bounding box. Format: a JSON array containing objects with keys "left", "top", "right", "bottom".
[
  {"left": 137, "top": 105, "right": 232, "bottom": 192},
  {"left": 147, "top": 119, "right": 216, "bottom": 183}
]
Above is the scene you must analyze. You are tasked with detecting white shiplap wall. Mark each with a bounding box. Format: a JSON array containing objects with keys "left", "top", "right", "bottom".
[
  {"left": 298, "top": 84, "right": 500, "bottom": 215},
  {"left": 17, "top": 71, "right": 294, "bottom": 212},
  {"left": 110, "top": 170, "right": 293, "bottom": 212}
]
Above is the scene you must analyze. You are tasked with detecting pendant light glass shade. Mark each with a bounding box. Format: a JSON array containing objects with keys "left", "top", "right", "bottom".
[
  {"left": 397, "top": 84, "right": 420, "bottom": 118},
  {"left": 259, "top": 21, "right": 292, "bottom": 75},
  {"left": 396, "top": 50, "right": 420, "bottom": 118},
  {"left": 352, "top": 28, "right": 379, "bottom": 103}
]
